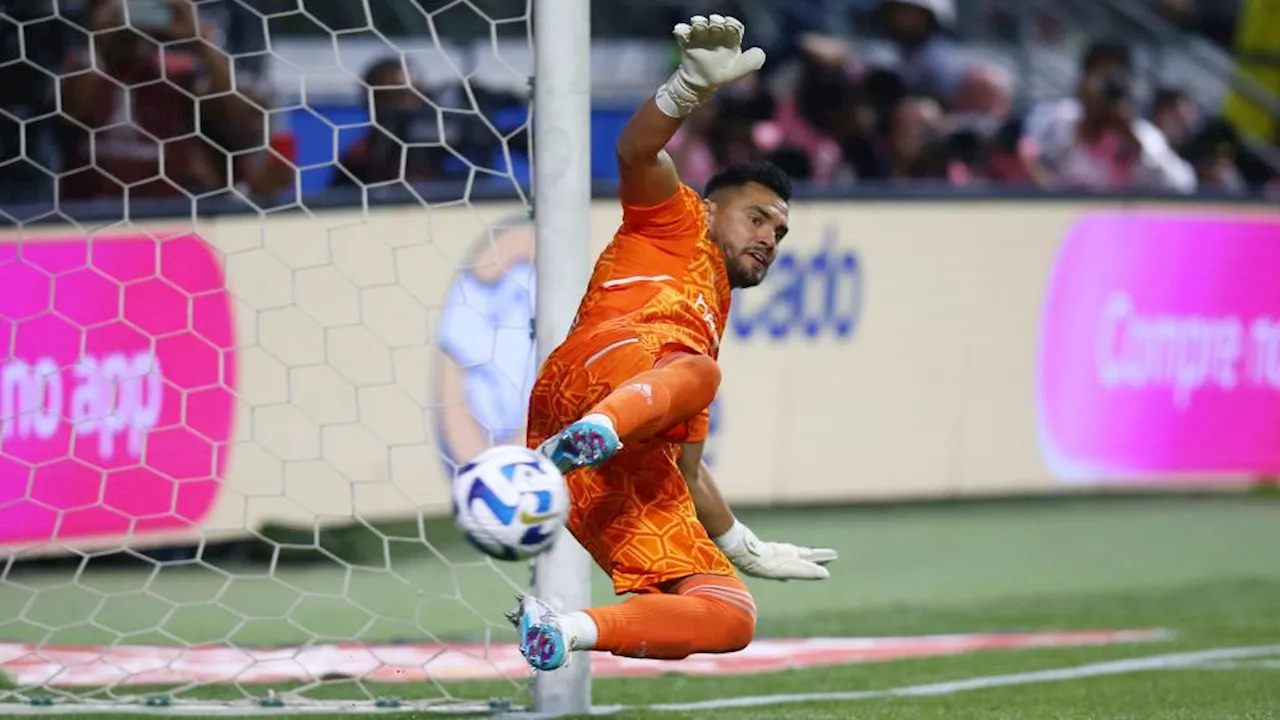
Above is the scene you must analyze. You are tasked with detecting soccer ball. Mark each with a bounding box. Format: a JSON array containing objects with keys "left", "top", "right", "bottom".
[{"left": 451, "top": 445, "right": 570, "bottom": 561}]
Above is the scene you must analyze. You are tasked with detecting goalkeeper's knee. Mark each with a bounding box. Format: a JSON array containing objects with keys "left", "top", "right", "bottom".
[
  {"left": 704, "top": 596, "right": 755, "bottom": 653},
  {"left": 677, "top": 574, "right": 757, "bottom": 653}
]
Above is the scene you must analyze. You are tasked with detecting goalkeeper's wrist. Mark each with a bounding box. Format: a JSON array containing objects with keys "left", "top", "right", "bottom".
[
  {"left": 712, "top": 519, "right": 748, "bottom": 553},
  {"left": 654, "top": 72, "right": 709, "bottom": 119}
]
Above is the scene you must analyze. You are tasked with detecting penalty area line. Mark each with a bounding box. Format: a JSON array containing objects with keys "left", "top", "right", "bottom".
[{"left": 577, "top": 644, "right": 1280, "bottom": 715}]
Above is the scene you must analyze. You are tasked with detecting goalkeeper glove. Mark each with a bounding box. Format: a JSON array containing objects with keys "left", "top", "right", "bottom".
[
  {"left": 655, "top": 14, "right": 767, "bottom": 119},
  {"left": 713, "top": 520, "right": 838, "bottom": 581}
]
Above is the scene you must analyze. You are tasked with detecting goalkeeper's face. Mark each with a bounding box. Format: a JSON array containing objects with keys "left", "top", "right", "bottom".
[{"left": 707, "top": 182, "right": 789, "bottom": 289}]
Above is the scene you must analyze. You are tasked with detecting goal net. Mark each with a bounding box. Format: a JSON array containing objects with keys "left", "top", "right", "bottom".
[{"left": 0, "top": 0, "right": 588, "bottom": 713}]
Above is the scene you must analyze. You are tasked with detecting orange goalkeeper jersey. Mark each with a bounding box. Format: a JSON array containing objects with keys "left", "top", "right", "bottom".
[{"left": 567, "top": 183, "right": 732, "bottom": 358}]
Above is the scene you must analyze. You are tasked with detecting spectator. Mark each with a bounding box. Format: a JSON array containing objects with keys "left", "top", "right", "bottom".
[
  {"left": 332, "top": 57, "right": 527, "bottom": 191},
  {"left": 58, "top": 0, "right": 265, "bottom": 203},
  {"left": 839, "top": 67, "right": 909, "bottom": 180},
  {"left": 873, "top": 0, "right": 967, "bottom": 106},
  {"left": 197, "top": 0, "right": 294, "bottom": 201},
  {"left": 199, "top": 0, "right": 270, "bottom": 99},
  {"left": 1150, "top": 0, "right": 1242, "bottom": 51},
  {"left": 1151, "top": 87, "right": 1201, "bottom": 154},
  {"left": 668, "top": 100, "right": 727, "bottom": 189},
  {"left": 888, "top": 96, "right": 948, "bottom": 180},
  {"left": 331, "top": 58, "right": 440, "bottom": 189},
  {"left": 0, "top": 0, "right": 87, "bottom": 207},
  {"left": 1017, "top": 40, "right": 1197, "bottom": 193},
  {"left": 953, "top": 62, "right": 1015, "bottom": 132},
  {"left": 1180, "top": 117, "right": 1278, "bottom": 194},
  {"left": 756, "top": 52, "right": 853, "bottom": 183},
  {"left": 671, "top": 78, "right": 787, "bottom": 186}
]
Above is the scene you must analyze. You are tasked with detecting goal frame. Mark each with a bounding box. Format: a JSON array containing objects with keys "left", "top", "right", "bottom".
[{"left": 530, "top": 0, "right": 594, "bottom": 715}]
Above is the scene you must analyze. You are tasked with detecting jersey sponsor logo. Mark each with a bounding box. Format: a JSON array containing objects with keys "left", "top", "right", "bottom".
[
  {"left": 694, "top": 292, "right": 720, "bottom": 341},
  {"left": 730, "top": 225, "right": 862, "bottom": 341}
]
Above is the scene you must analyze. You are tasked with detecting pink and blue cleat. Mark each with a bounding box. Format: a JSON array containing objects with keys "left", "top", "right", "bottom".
[
  {"left": 507, "top": 595, "right": 569, "bottom": 671},
  {"left": 536, "top": 416, "right": 621, "bottom": 473}
]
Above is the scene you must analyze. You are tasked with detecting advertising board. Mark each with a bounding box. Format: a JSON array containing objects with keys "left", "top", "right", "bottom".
[
  {"left": 0, "top": 233, "right": 235, "bottom": 548},
  {"left": 1038, "top": 210, "right": 1280, "bottom": 483},
  {"left": 0, "top": 197, "right": 1274, "bottom": 554}
]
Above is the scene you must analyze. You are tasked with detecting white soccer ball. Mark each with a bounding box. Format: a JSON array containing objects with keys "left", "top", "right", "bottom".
[{"left": 451, "top": 444, "right": 570, "bottom": 561}]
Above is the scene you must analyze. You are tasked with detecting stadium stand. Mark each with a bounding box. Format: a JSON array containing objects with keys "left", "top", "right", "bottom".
[{"left": 0, "top": 0, "right": 1276, "bottom": 214}]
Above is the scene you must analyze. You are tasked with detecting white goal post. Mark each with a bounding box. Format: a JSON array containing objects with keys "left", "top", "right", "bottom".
[{"left": 530, "top": 0, "right": 595, "bottom": 716}]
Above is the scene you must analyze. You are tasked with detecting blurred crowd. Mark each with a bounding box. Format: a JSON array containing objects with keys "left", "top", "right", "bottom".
[
  {"left": 0, "top": 0, "right": 293, "bottom": 208},
  {"left": 0, "top": 0, "right": 527, "bottom": 210},
  {"left": 668, "top": 0, "right": 1279, "bottom": 195},
  {"left": 0, "top": 0, "right": 1276, "bottom": 211},
  {"left": 325, "top": 56, "right": 528, "bottom": 193}
]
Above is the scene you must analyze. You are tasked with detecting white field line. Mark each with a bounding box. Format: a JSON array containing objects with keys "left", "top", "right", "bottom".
[
  {"left": 1177, "top": 659, "right": 1280, "bottom": 671},
  {"left": 0, "top": 644, "right": 1276, "bottom": 717},
  {"left": 583, "top": 644, "right": 1280, "bottom": 716}
]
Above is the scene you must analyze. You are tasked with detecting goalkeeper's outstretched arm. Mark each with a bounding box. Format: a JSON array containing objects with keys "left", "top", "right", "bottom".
[
  {"left": 616, "top": 14, "right": 767, "bottom": 209},
  {"left": 678, "top": 441, "right": 839, "bottom": 581},
  {"left": 615, "top": 100, "right": 685, "bottom": 210}
]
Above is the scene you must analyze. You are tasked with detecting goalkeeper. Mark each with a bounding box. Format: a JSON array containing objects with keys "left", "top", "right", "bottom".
[{"left": 514, "top": 14, "right": 837, "bottom": 672}]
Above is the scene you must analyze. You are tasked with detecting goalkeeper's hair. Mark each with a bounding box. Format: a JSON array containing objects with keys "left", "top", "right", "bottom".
[{"left": 704, "top": 160, "right": 793, "bottom": 203}]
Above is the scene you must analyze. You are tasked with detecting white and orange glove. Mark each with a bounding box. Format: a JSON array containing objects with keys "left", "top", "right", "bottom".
[
  {"left": 713, "top": 520, "right": 838, "bottom": 581},
  {"left": 655, "top": 14, "right": 767, "bottom": 119}
]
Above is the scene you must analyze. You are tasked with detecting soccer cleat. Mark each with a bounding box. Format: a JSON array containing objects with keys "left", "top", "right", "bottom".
[
  {"left": 536, "top": 417, "right": 621, "bottom": 473},
  {"left": 512, "top": 594, "right": 570, "bottom": 671}
]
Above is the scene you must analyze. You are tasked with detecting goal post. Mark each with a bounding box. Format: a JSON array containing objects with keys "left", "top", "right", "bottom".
[{"left": 531, "top": 0, "right": 595, "bottom": 715}]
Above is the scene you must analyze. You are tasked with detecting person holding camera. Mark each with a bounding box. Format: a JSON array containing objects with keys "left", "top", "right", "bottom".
[
  {"left": 1016, "top": 41, "right": 1196, "bottom": 193},
  {"left": 58, "top": 0, "right": 265, "bottom": 203}
]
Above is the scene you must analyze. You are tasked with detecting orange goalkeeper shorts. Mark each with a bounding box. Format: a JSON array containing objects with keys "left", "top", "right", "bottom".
[{"left": 526, "top": 331, "right": 736, "bottom": 595}]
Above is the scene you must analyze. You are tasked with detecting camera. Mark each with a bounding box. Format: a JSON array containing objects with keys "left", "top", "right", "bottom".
[
  {"left": 1100, "top": 71, "right": 1132, "bottom": 105},
  {"left": 366, "top": 106, "right": 461, "bottom": 181}
]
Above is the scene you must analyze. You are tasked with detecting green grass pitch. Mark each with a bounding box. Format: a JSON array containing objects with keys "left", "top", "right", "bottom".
[{"left": 0, "top": 493, "right": 1277, "bottom": 719}]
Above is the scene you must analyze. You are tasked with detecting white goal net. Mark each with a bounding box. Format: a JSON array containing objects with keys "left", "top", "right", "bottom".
[{"left": 0, "top": 0, "right": 582, "bottom": 713}]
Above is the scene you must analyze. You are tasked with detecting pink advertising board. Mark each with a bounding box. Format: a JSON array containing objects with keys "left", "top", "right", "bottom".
[
  {"left": 0, "top": 233, "right": 236, "bottom": 546},
  {"left": 1037, "top": 211, "right": 1280, "bottom": 483}
]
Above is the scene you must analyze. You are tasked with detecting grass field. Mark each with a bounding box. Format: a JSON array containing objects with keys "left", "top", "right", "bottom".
[{"left": 0, "top": 492, "right": 1277, "bottom": 718}]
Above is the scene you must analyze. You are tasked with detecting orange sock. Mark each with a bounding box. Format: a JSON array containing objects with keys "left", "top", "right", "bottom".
[
  {"left": 582, "top": 575, "right": 755, "bottom": 660},
  {"left": 587, "top": 353, "right": 720, "bottom": 446}
]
